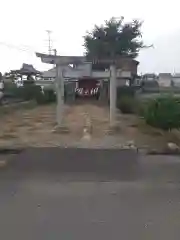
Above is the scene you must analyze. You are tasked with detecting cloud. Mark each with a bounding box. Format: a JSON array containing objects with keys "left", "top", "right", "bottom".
[
  {"left": 138, "top": 29, "right": 180, "bottom": 73},
  {"left": 0, "top": 0, "right": 180, "bottom": 73}
]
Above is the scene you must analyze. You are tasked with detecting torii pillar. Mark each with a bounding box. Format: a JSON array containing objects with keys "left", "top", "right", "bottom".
[
  {"left": 55, "top": 65, "right": 64, "bottom": 126},
  {"left": 36, "top": 53, "right": 86, "bottom": 130},
  {"left": 109, "top": 64, "right": 117, "bottom": 127}
]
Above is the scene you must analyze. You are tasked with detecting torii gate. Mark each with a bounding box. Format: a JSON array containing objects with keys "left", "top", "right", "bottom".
[{"left": 36, "top": 53, "right": 129, "bottom": 129}]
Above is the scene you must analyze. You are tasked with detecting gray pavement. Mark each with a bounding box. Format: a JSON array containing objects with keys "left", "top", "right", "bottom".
[{"left": 0, "top": 148, "right": 180, "bottom": 239}]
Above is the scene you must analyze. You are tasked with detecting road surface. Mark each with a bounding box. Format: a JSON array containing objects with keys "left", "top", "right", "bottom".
[{"left": 0, "top": 148, "right": 180, "bottom": 239}]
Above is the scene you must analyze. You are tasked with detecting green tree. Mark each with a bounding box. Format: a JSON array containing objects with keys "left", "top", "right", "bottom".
[
  {"left": 0, "top": 72, "right": 2, "bottom": 81},
  {"left": 84, "top": 17, "right": 149, "bottom": 61}
]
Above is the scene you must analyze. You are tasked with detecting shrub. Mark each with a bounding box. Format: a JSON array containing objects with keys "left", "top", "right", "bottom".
[
  {"left": 117, "top": 86, "right": 136, "bottom": 99},
  {"left": 35, "top": 89, "right": 56, "bottom": 104},
  {"left": 34, "top": 90, "right": 46, "bottom": 104},
  {"left": 116, "top": 86, "right": 138, "bottom": 113},
  {"left": 143, "top": 97, "right": 180, "bottom": 131},
  {"left": 3, "top": 81, "right": 57, "bottom": 104},
  {"left": 43, "top": 89, "right": 56, "bottom": 103},
  {"left": 3, "top": 82, "right": 22, "bottom": 99},
  {"left": 21, "top": 85, "right": 35, "bottom": 100},
  {"left": 117, "top": 96, "right": 135, "bottom": 114},
  {"left": 135, "top": 99, "right": 149, "bottom": 116}
]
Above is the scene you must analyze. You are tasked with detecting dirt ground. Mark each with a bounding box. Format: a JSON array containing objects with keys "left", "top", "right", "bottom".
[{"left": 0, "top": 102, "right": 179, "bottom": 149}]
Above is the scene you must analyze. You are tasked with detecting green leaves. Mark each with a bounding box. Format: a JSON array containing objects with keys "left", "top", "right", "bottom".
[
  {"left": 144, "top": 97, "right": 180, "bottom": 131},
  {"left": 84, "top": 17, "right": 146, "bottom": 60},
  {"left": 117, "top": 96, "right": 135, "bottom": 114}
]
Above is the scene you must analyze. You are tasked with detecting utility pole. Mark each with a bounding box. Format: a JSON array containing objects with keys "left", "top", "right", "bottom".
[
  {"left": 53, "top": 48, "right": 63, "bottom": 126},
  {"left": 53, "top": 49, "right": 57, "bottom": 56},
  {"left": 46, "top": 30, "right": 52, "bottom": 55},
  {"left": 53, "top": 49, "right": 57, "bottom": 68}
]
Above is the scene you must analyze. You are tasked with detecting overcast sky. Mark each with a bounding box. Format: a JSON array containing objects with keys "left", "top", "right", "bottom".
[{"left": 0, "top": 0, "right": 180, "bottom": 74}]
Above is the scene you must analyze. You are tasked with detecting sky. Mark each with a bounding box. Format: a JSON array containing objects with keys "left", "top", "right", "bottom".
[{"left": 0, "top": 0, "right": 180, "bottom": 74}]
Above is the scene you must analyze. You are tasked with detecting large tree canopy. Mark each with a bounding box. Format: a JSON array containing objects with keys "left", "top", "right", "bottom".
[{"left": 84, "top": 17, "right": 148, "bottom": 60}]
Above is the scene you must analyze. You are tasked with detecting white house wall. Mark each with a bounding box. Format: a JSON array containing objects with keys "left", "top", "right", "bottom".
[
  {"left": 173, "top": 77, "right": 180, "bottom": 87},
  {"left": 75, "top": 62, "right": 92, "bottom": 76},
  {"left": 63, "top": 69, "right": 131, "bottom": 79},
  {"left": 42, "top": 61, "right": 132, "bottom": 80},
  {"left": 158, "top": 74, "right": 172, "bottom": 87},
  {"left": 42, "top": 68, "right": 56, "bottom": 78},
  {"left": 36, "top": 80, "right": 54, "bottom": 85},
  {"left": 120, "top": 71, "right": 131, "bottom": 78},
  {"left": 117, "top": 79, "right": 127, "bottom": 86},
  {"left": 42, "top": 65, "right": 74, "bottom": 79}
]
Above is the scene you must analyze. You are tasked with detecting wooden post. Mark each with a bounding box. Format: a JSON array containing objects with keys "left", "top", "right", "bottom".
[
  {"left": 54, "top": 64, "right": 69, "bottom": 133},
  {"left": 110, "top": 65, "right": 117, "bottom": 127},
  {"left": 99, "top": 79, "right": 103, "bottom": 101},
  {"left": 55, "top": 64, "right": 64, "bottom": 126}
]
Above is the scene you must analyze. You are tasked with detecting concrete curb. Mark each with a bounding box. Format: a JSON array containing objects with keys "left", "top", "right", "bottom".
[
  {"left": 0, "top": 147, "right": 25, "bottom": 155},
  {"left": 146, "top": 150, "right": 180, "bottom": 156},
  {"left": 6, "top": 148, "right": 139, "bottom": 181},
  {"left": 0, "top": 145, "right": 180, "bottom": 157}
]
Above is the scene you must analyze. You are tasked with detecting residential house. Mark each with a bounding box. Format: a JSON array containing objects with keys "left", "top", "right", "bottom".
[{"left": 158, "top": 73, "right": 172, "bottom": 87}]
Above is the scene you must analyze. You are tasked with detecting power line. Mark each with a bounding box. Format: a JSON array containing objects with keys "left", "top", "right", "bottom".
[
  {"left": 0, "top": 39, "right": 56, "bottom": 57},
  {"left": 0, "top": 31, "right": 56, "bottom": 56},
  {"left": 0, "top": 41, "right": 36, "bottom": 54}
]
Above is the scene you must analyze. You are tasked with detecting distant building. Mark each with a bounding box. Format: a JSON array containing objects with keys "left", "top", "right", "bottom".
[
  {"left": 11, "top": 63, "right": 41, "bottom": 76},
  {"left": 142, "top": 73, "right": 157, "bottom": 81},
  {"left": 158, "top": 73, "right": 172, "bottom": 87},
  {"left": 42, "top": 68, "right": 56, "bottom": 80},
  {"left": 42, "top": 65, "right": 74, "bottom": 80},
  {"left": 172, "top": 73, "right": 180, "bottom": 87}
]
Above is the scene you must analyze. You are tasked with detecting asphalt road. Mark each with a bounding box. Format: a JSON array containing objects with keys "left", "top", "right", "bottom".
[{"left": 0, "top": 148, "right": 180, "bottom": 240}]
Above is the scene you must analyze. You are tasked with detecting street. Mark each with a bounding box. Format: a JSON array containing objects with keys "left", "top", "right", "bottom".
[{"left": 0, "top": 148, "right": 180, "bottom": 239}]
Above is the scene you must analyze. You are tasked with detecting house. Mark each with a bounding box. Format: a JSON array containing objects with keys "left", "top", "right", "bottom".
[
  {"left": 142, "top": 73, "right": 157, "bottom": 81},
  {"left": 11, "top": 63, "right": 41, "bottom": 76},
  {"left": 158, "top": 73, "right": 172, "bottom": 87},
  {"left": 42, "top": 65, "right": 74, "bottom": 80},
  {"left": 172, "top": 73, "right": 180, "bottom": 87},
  {"left": 42, "top": 68, "right": 56, "bottom": 80}
]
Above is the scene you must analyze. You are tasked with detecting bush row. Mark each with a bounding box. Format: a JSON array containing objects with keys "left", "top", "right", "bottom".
[
  {"left": 4, "top": 82, "right": 57, "bottom": 104},
  {"left": 116, "top": 86, "right": 180, "bottom": 131},
  {"left": 116, "top": 86, "right": 137, "bottom": 114},
  {"left": 143, "top": 97, "right": 180, "bottom": 131}
]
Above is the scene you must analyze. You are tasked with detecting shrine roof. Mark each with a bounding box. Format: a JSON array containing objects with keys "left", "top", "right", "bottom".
[{"left": 11, "top": 63, "right": 41, "bottom": 75}]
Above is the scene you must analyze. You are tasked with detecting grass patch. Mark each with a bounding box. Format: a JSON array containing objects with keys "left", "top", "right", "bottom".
[
  {"left": 0, "top": 101, "right": 37, "bottom": 116},
  {"left": 137, "top": 118, "right": 164, "bottom": 136},
  {"left": 0, "top": 132, "right": 17, "bottom": 139}
]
